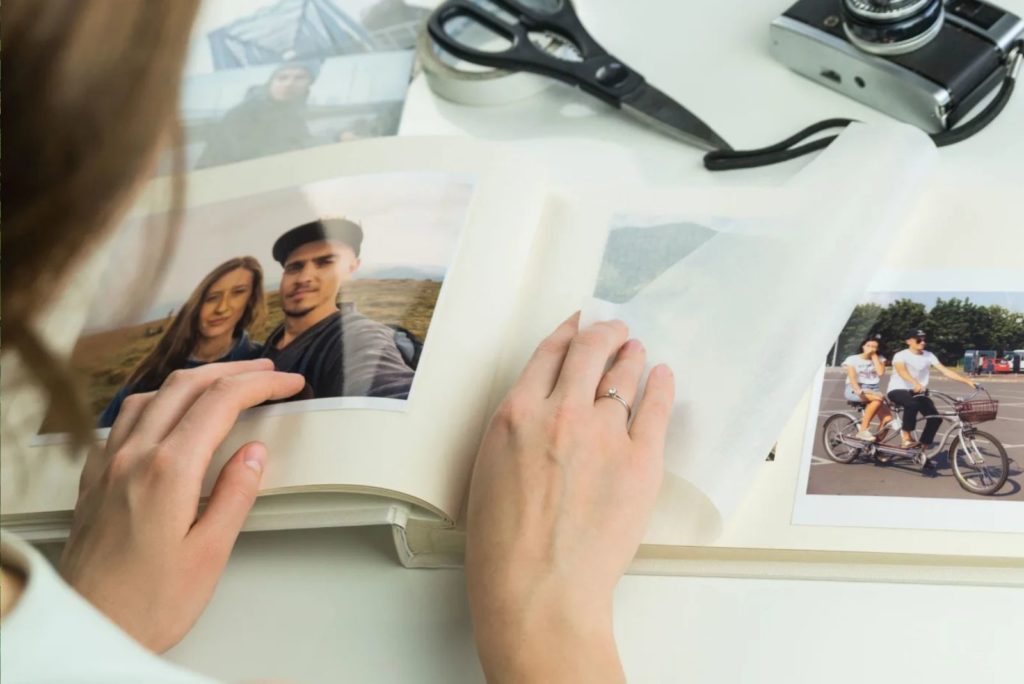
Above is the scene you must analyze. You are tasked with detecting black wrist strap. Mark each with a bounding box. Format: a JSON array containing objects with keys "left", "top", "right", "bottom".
[{"left": 704, "top": 41, "right": 1022, "bottom": 172}]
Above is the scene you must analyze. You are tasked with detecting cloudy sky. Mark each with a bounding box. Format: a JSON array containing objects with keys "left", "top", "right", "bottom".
[{"left": 84, "top": 171, "right": 474, "bottom": 331}]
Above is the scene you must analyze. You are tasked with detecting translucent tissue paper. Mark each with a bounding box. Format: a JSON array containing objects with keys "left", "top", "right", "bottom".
[{"left": 583, "top": 122, "right": 938, "bottom": 538}]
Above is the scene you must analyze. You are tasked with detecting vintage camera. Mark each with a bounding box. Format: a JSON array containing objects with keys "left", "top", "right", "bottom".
[{"left": 770, "top": 0, "right": 1024, "bottom": 132}]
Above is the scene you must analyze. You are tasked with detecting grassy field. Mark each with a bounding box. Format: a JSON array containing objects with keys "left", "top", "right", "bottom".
[{"left": 67, "top": 279, "right": 442, "bottom": 421}]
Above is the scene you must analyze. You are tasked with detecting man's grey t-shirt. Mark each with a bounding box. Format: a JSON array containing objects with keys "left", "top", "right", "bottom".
[{"left": 262, "top": 306, "right": 415, "bottom": 400}]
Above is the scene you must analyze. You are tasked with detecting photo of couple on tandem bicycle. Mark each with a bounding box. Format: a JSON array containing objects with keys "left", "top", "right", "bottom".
[{"left": 822, "top": 328, "right": 1010, "bottom": 496}]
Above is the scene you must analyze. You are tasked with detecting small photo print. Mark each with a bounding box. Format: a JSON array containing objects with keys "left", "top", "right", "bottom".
[
  {"left": 179, "top": 52, "right": 414, "bottom": 171},
  {"left": 43, "top": 172, "right": 474, "bottom": 435},
  {"left": 795, "top": 288, "right": 1024, "bottom": 533},
  {"left": 174, "top": 0, "right": 428, "bottom": 171}
]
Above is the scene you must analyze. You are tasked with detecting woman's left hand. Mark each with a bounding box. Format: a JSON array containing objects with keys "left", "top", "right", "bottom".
[
  {"left": 465, "top": 315, "right": 675, "bottom": 682},
  {"left": 60, "top": 359, "right": 304, "bottom": 652}
]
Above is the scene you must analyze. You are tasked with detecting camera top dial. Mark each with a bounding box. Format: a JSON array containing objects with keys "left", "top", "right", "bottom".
[
  {"left": 845, "top": 0, "right": 933, "bottom": 21},
  {"left": 842, "top": 0, "right": 945, "bottom": 55}
]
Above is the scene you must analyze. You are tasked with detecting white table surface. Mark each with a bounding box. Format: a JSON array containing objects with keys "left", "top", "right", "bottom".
[
  {"left": 156, "top": 527, "right": 1024, "bottom": 683},
  {"left": 160, "top": 0, "right": 1024, "bottom": 681}
]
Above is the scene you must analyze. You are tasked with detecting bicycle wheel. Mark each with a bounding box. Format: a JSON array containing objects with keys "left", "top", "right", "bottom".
[
  {"left": 948, "top": 430, "right": 1009, "bottom": 495},
  {"left": 822, "top": 414, "right": 862, "bottom": 464}
]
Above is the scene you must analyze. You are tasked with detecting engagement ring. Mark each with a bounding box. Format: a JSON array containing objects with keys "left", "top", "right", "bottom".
[{"left": 597, "top": 386, "right": 632, "bottom": 424}]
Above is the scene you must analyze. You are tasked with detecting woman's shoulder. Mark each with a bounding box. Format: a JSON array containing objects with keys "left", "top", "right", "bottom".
[
  {"left": 227, "top": 332, "right": 264, "bottom": 361},
  {"left": 1, "top": 532, "right": 220, "bottom": 683}
]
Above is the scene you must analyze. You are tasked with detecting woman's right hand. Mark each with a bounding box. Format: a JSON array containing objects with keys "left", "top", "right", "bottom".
[
  {"left": 465, "top": 314, "right": 675, "bottom": 683},
  {"left": 60, "top": 359, "right": 304, "bottom": 652}
]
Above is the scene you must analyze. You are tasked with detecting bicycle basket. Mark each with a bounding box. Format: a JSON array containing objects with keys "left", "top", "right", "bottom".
[{"left": 955, "top": 399, "right": 999, "bottom": 423}]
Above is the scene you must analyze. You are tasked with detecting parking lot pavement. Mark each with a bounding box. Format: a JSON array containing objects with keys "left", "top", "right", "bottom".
[{"left": 807, "top": 369, "right": 1024, "bottom": 500}]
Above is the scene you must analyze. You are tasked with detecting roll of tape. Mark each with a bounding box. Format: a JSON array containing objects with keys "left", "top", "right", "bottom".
[{"left": 416, "top": 27, "right": 552, "bottom": 106}]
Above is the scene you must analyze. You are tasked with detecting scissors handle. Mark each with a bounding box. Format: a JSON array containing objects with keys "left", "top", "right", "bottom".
[{"left": 427, "top": 0, "right": 645, "bottom": 108}]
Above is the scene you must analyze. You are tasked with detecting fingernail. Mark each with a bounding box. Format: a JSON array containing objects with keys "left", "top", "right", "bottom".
[
  {"left": 243, "top": 444, "right": 266, "bottom": 473},
  {"left": 596, "top": 318, "right": 628, "bottom": 333},
  {"left": 653, "top": 364, "right": 674, "bottom": 379},
  {"left": 624, "top": 338, "right": 644, "bottom": 353}
]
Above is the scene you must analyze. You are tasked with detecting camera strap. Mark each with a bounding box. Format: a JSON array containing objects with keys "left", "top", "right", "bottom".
[{"left": 704, "top": 40, "right": 1022, "bottom": 171}]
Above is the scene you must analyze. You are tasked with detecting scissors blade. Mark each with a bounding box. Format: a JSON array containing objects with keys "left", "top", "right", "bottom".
[{"left": 620, "top": 83, "right": 731, "bottom": 152}]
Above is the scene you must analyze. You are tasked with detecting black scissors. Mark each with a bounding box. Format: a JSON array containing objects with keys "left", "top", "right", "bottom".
[{"left": 427, "top": 0, "right": 732, "bottom": 152}]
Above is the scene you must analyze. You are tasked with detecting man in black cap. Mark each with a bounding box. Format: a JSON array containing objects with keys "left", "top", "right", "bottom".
[
  {"left": 196, "top": 60, "right": 326, "bottom": 169},
  {"left": 261, "top": 218, "right": 415, "bottom": 400},
  {"left": 886, "top": 327, "right": 978, "bottom": 459}
]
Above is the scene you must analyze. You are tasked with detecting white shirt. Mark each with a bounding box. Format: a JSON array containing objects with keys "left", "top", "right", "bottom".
[
  {"left": 0, "top": 260, "right": 221, "bottom": 679},
  {"left": 841, "top": 354, "right": 883, "bottom": 387},
  {"left": 0, "top": 532, "right": 221, "bottom": 684},
  {"left": 888, "top": 349, "right": 941, "bottom": 392},
  {"left": 1, "top": 348, "right": 220, "bottom": 683}
]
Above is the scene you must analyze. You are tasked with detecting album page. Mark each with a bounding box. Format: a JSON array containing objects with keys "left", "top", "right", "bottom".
[
  {"left": 498, "top": 122, "right": 1022, "bottom": 562},
  {"left": 1, "top": 137, "right": 546, "bottom": 527}
]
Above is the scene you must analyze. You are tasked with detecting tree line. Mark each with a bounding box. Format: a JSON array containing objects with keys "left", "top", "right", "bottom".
[{"left": 831, "top": 297, "right": 1024, "bottom": 366}]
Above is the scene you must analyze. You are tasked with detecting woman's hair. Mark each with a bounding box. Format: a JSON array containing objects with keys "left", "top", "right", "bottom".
[
  {"left": 2, "top": 1, "right": 202, "bottom": 443},
  {"left": 860, "top": 334, "right": 882, "bottom": 351},
  {"left": 126, "top": 258, "right": 267, "bottom": 392}
]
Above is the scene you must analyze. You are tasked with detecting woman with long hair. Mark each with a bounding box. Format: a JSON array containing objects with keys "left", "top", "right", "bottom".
[
  {"left": 0, "top": 1, "right": 673, "bottom": 681},
  {"left": 840, "top": 335, "right": 892, "bottom": 441},
  {"left": 97, "top": 257, "right": 267, "bottom": 428}
]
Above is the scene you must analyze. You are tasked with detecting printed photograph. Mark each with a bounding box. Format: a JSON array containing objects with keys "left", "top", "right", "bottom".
[
  {"left": 593, "top": 213, "right": 717, "bottom": 302},
  {"left": 808, "top": 291, "right": 1024, "bottom": 501},
  {"left": 180, "top": 52, "right": 414, "bottom": 170},
  {"left": 173, "top": 0, "right": 428, "bottom": 170},
  {"left": 45, "top": 172, "right": 474, "bottom": 434}
]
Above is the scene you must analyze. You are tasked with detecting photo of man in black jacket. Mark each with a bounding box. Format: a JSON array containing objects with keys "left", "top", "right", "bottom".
[{"left": 261, "top": 218, "right": 415, "bottom": 400}]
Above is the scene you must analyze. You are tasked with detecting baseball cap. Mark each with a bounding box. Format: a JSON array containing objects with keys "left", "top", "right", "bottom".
[
  {"left": 904, "top": 328, "right": 927, "bottom": 340},
  {"left": 272, "top": 219, "right": 363, "bottom": 265},
  {"left": 273, "top": 59, "right": 322, "bottom": 81}
]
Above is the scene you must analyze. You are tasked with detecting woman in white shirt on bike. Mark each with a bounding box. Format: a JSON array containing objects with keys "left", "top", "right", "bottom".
[{"left": 841, "top": 335, "right": 892, "bottom": 441}]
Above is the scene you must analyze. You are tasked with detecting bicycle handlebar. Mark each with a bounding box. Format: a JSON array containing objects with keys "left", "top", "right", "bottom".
[{"left": 924, "top": 386, "right": 990, "bottom": 405}]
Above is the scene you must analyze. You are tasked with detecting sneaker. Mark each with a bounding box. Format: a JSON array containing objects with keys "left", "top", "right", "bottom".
[{"left": 856, "top": 429, "right": 876, "bottom": 442}]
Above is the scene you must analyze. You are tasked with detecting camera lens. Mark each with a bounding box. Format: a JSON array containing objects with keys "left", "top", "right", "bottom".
[{"left": 841, "top": 0, "right": 945, "bottom": 55}]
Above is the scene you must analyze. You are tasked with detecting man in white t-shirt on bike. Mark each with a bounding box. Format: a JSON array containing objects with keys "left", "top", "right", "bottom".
[{"left": 886, "top": 328, "right": 978, "bottom": 463}]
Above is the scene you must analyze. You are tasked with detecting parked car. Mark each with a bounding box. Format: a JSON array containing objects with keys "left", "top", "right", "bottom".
[{"left": 991, "top": 358, "right": 1012, "bottom": 374}]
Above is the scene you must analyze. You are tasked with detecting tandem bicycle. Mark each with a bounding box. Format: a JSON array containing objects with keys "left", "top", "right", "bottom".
[{"left": 821, "top": 386, "right": 1010, "bottom": 496}]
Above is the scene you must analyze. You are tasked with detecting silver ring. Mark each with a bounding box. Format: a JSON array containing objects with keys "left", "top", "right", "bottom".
[{"left": 597, "top": 386, "right": 632, "bottom": 423}]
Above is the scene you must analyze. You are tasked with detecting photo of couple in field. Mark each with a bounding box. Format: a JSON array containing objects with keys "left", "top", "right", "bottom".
[{"left": 49, "top": 172, "right": 473, "bottom": 434}]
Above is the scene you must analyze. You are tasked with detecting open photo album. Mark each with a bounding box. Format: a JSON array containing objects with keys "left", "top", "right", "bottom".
[{"left": 3, "top": 127, "right": 1021, "bottom": 586}]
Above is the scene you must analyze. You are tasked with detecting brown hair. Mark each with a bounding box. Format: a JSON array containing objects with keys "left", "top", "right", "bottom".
[
  {"left": 2, "top": 1, "right": 202, "bottom": 443},
  {"left": 127, "top": 258, "right": 267, "bottom": 392}
]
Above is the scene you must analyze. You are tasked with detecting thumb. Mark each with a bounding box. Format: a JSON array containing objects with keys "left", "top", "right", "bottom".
[{"left": 191, "top": 441, "right": 266, "bottom": 560}]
